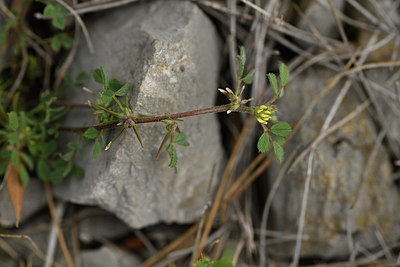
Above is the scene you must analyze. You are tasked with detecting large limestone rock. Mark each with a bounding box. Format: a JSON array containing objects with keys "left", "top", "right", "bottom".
[
  {"left": 54, "top": 0, "right": 223, "bottom": 228},
  {"left": 266, "top": 67, "right": 399, "bottom": 259}
]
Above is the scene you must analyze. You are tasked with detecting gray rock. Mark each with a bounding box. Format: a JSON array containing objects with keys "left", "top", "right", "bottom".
[
  {"left": 80, "top": 245, "right": 141, "bottom": 267},
  {"left": 54, "top": 0, "right": 222, "bottom": 228},
  {"left": 266, "top": 67, "right": 399, "bottom": 259},
  {"left": 78, "top": 209, "right": 130, "bottom": 243},
  {"left": 0, "top": 179, "right": 47, "bottom": 227}
]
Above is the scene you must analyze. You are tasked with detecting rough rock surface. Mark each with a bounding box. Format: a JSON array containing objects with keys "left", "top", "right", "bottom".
[
  {"left": 0, "top": 179, "right": 47, "bottom": 227},
  {"left": 54, "top": 0, "right": 223, "bottom": 228},
  {"left": 80, "top": 245, "right": 141, "bottom": 267},
  {"left": 266, "top": 67, "right": 399, "bottom": 259}
]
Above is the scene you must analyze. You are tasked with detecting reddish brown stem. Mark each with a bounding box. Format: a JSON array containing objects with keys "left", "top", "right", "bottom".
[{"left": 60, "top": 104, "right": 253, "bottom": 133}]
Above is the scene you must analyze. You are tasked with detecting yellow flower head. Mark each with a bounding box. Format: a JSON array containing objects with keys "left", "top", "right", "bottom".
[{"left": 256, "top": 105, "right": 276, "bottom": 125}]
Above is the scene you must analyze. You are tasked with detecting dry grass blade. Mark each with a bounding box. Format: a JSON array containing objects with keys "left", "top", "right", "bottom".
[
  {"left": 5, "top": 162, "right": 24, "bottom": 228},
  {"left": 193, "top": 117, "right": 254, "bottom": 261},
  {"left": 44, "top": 182, "right": 74, "bottom": 267},
  {"left": 141, "top": 223, "right": 198, "bottom": 267},
  {"left": 0, "top": 233, "right": 64, "bottom": 267}
]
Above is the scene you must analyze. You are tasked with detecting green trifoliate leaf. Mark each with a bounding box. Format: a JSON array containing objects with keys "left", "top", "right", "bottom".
[
  {"left": 108, "top": 78, "right": 122, "bottom": 92},
  {"left": 37, "top": 159, "right": 51, "bottom": 181},
  {"left": 257, "top": 132, "right": 270, "bottom": 153},
  {"left": 273, "top": 141, "right": 284, "bottom": 164},
  {"left": 174, "top": 132, "right": 189, "bottom": 147},
  {"left": 8, "top": 112, "right": 18, "bottom": 131},
  {"left": 19, "top": 165, "right": 29, "bottom": 186},
  {"left": 236, "top": 46, "right": 245, "bottom": 78},
  {"left": 279, "top": 62, "right": 289, "bottom": 87},
  {"left": 270, "top": 122, "right": 291, "bottom": 137},
  {"left": 167, "top": 144, "right": 178, "bottom": 172},
  {"left": 115, "top": 83, "right": 131, "bottom": 96},
  {"left": 11, "top": 151, "right": 19, "bottom": 165},
  {"left": 83, "top": 127, "right": 98, "bottom": 139},
  {"left": 242, "top": 69, "right": 255, "bottom": 85},
  {"left": 93, "top": 139, "right": 100, "bottom": 158},
  {"left": 267, "top": 73, "right": 278, "bottom": 96}
]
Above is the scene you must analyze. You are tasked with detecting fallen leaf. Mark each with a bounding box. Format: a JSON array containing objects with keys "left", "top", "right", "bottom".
[{"left": 5, "top": 162, "right": 24, "bottom": 227}]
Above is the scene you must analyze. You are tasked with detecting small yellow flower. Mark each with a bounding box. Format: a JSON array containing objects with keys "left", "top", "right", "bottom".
[{"left": 256, "top": 105, "right": 275, "bottom": 125}]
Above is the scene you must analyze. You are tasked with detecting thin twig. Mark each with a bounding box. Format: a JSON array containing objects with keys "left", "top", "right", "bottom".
[
  {"left": 44, "top": 182, "right": 74, "bottom": 267},
  {"left": 291, "top": 150, "right": 314, "bottom": 267},
  {"left": 54, "top": 0, "right": 94, "bottom": 54},
  {"left": 5, "top": 44, "right": 28, "bottom": 106},
  {"left": 44, "top": 201, "right": 67, "bottom": 267},
  {"left": 54, "top": 20, "right": 81, "bottom": 90},
  {"left": 0, "top": 233, "right": 63, "bottom": 267}
]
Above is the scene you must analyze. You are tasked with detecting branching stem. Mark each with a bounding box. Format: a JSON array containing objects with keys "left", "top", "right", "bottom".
[{"left": 60, "top": 104, "right": 254, "bottom": 133}]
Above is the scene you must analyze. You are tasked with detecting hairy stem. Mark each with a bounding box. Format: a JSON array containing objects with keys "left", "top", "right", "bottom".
[{"left": 60, "top": 104, "right": 253, "bottom": 133}]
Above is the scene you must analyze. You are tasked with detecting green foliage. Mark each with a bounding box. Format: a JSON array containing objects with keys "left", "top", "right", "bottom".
[
  {"left": 51, "top": 33, "right": 73, "bottom": 52},
  {"left": 255, "top": 62, "right": 291, "bottom": 163},
  {"left": 279, "top": 62, "right": 289, "bottom": 87},
  {"left": 273, "top": 141, "right": 284, "bottom": 163},
  {"left": 195, "top": 256, "right": 235, "bottom": 267},
  {"left": 167, "top": 144, "right": 178, "bottom": 172},
  {"left": 42, "top": 2, "right": 68, "bottom": 30},
  {"left": 257, "top": 132, "right": 270, "bottom": 153},
  {"left": 83, "top": 127, "right": 98, "bottom": 139},
  {"left": 270, "top": 122, "right": 291, "bottom": 137},
  {"left": 242, "top": 69, "right": 255, "bottom": 85},
  {"left": 236, "top": 46, "right": 245, "bottom": 78},
  {"left": 174, "top": 132, "right": 189, "bottom": 147},
  {"left": 267, "top": 73, "right": 278, "bottom": 96}
]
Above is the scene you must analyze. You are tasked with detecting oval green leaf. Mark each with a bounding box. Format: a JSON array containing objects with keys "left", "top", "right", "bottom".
[
  {"left": 257, "top": 132, "right": 270, "bottom": 153},
  {"left": 83, "top": 127, "right": 98, "bottom": 139},
  {"left": 270, "top": 122, "right": 291, "bottom": 137},
  {"left": 174, "top": 132, "right": 189, "bottom": 147},
  {"left": 19, "top": 165, "right": 29, "bottom": 187},
  {"left": 115, "top": 83, "right": 131, "bottom": 96},
  {"left": 242, "top": 69, "right": 255, "bottom": 85},
  {"left": 267, "top": 73, "right": 278, "bottom": 96},
  {"left": 279, "top": 62, "right": 289, "bottom": 87},
  {"left": 93, "top": 139, "right": 100, "bottom": 158}
]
